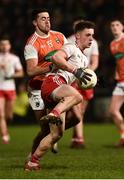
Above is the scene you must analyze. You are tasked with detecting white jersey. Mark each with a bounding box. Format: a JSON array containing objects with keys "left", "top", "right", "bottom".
[
  {"left": 67, "top": 34, "right": 99, "bottom": 64},
  {"left": 0, "top": 52, "right": 22, "bottom": 90},
  {"left": 49, "top": 43, "right": 88, "bottom": 84}
]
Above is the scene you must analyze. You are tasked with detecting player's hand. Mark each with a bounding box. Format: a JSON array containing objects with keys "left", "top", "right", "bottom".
[
  {"left": 74, "top": 68, "right": 92, "bottom": 84},
  {"left": 4, "top": 76, "right": 14, "bottom": 80},
  {"left": 49, "top": 63, "right": 57, "bottom": 72},
  {"left": 49, "top": 63, "right": 54, "bottom": 71}
]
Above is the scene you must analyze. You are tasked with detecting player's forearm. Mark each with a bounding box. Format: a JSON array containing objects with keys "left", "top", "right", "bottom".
[
  {"left": 26, "top": 66, "right": 50, "bottom": 77},
  {"left": 13, "top": 70, "right": 24, "bottom": 78},
  {"left": 89, "top": 55, "right": 99, "bottom": 71},
  {"left": 52, "top": 52, "right": 76, "bottom": 73}
]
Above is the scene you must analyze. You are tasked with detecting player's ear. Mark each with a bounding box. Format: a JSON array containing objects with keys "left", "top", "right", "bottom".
[
  {"left": 75, "top": 32, "right": 80, "bottom": 39},
  {"left": 32, "top": 20, "right": 37, "bottom": 26}
]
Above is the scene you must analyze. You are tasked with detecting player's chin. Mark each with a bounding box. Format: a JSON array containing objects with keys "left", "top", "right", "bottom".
[
  {"left": 46, "top": 26, "right": 50, "bottom": 31},
  {"left": 86, "top": 43, "right": 91, "bottom": 48}
]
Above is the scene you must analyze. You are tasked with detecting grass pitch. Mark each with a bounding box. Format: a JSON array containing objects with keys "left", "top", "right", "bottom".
[{"left": 0, "top": 123, "right": 124, "bottom": 179}]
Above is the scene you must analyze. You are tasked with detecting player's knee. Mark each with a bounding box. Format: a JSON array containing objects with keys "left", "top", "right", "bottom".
[
  {"left": 0, "top": 113, "right": 5, "bottom": 120},
  {"left": 109, "top": 108, "right": 118, "bottom": 119},
  {"left": 51, "top": 131, "right": 63, "bottom": 143},
  {"left": 75, "top": 93, "right": 83, "bottom": 104}
]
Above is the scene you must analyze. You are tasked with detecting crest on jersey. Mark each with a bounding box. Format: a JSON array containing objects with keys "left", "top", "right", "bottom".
[{"left": 56, "top": 38, "right": 60, "bottom": 43}]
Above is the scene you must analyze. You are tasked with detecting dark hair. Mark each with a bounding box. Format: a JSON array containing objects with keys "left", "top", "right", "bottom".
[
  {"left": 74, "top": 20, "right": 95, "bottom": 33},
  {"left": 110, "top": 18, "right": 124, "bottom": 25},
  {"left": 31, "top": 8, "right": 49, "bottom": 21},
  {"left": 0, "top": 34, "right": 10, "bottom": 41}
]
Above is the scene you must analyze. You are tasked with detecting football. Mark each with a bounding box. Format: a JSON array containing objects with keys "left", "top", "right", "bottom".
[{"left": 78, "top": 68, "right": 97, "bottom": 89}]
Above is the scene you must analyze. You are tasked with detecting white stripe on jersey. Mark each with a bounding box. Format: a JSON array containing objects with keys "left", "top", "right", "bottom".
[{"left": 28, "top": 33, "right": 38, "bottom": 45}]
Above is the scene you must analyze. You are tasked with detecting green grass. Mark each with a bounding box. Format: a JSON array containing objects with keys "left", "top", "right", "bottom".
[{"left": 0, "top": 123, "right": 124, "bottom": 179}]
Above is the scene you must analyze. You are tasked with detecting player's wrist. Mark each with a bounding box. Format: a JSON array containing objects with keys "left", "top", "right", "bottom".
[
  {"left": 71, "top": 67, "right": 77, "bottom": 74},
  {"left": 73, "top": 68, "right": 85, "bottom": 79}
]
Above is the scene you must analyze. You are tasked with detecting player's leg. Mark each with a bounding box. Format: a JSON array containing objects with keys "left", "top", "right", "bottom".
[
  {"left": 31, "top": 106, "right": 81, "bottom": 155},
  {"left": 25, "top": 112, "right": 65, "bottom": 171},
  {"left": 71, "top": 100, "right": 88, "bottom": 148},
  {"left": 109, "top": 94, "right": 124, "bottom": 146},
  {"left": 45, "top": 84, "right": 83, "bottom": 119},
  {"left": 31, "top": 119, "right": 50, "bottom": 154},
  {"left": 25, "top": 80, "right": 83, "bottom": 163},
  {"left": 24, "top": 84, "right": 82, "bottom": 171},
  {"left": 0, "top": 96, "right": 9, "bottom": 144},
  {"left": 5, "top": 99, "right": 15, "bottom": 121}
]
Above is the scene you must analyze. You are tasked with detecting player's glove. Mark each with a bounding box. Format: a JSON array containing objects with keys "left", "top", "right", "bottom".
[{"left": 73, "top": 68, "right": 92, "bottom": 84}]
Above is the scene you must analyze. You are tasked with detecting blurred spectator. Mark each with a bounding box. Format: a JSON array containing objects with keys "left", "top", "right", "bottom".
[
  {"left": 0, "top": 35, "right": 24, "bottom": 144},
  {"left": 108, "top": 19, "right": 124, "bottom": 147}
]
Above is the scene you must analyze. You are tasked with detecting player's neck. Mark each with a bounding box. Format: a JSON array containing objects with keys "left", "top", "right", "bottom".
[
  {"left": 114, "top": 32, "right": 124, "bottom": 40},
  {"left": 1, "top": 51, "right": 9, "bottom": 55},
  {"left": 35, "top": 30, "right": 50, "bottom": 38},
  {"left": 75, "top": 42, "right": 85, "bottom": 52}
]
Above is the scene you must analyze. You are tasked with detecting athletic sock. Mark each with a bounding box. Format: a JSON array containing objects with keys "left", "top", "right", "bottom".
[
  {"left": 50, "top": 109, "right": 61, "bottom": 117},
  {"left": 31, "top": 154, "right": 40, "bottom": 163},
  {"left": 120, "top": 129, "right": 124, "bottom": 140},
  {"left": 72, "top": 137, "right": 84, "bottom": 144}
]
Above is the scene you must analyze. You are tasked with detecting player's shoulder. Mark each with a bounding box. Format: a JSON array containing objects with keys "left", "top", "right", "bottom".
[
  {"left": 50, "top": 30, "right": 65, "bottom": 37},
  {"left": 110, "top": 38, "right": 117, "bottom": 46},
  {"left": 9, "top": 53, "right": 20, "bottom": 60},
  {"left": 63, "top": 42, "right": 75, "bottom": 48},
  {"left": 26, "top": 32, "right": 39, "bottom": 45}
]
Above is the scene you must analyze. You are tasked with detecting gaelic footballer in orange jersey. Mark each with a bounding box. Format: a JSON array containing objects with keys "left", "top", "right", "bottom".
[
  {"left": 109, "top": 19, "right": 124, "bottom": 147},
  {"left": 24, "top": 9, "right": 67, "bottom": 111},
  {"left": 110, "top": 36, "right": 124, "bottom": 82},
  {"left": 25, "top": 31, "right": 67, "bottom": 90}
]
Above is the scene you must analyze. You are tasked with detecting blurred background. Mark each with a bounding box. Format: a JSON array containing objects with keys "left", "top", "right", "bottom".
[{"left": 1, "top": 0, "right": 124, "bottom": 123}]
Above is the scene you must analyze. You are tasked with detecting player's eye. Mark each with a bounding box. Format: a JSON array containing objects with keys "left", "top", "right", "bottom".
[{"left": 41, "top": 17, "right": 46, "bottom": 21}]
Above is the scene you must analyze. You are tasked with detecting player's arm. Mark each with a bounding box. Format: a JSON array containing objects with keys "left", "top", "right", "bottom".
[
  {"left": 12, "top": 69, "right": 24, "bottom": 78},
  {"left": 88, "top": 54, "right": 99, "bottom": 71},
  {"left": 24, "top": 45, "right": 50, "bottom": 77},
  {"left": 52, "top": 46, "right": 92, "bottom": 84},
  {"left": 88, "top": 40, "right": 99, "bottom": 71},
  {"left": 52, "top": 49, "right": 76, "bottom": 73},
  {"left": 114, "top": 69, "right": 119, "bottom": 80},
  {"left": 26, "top": 58, "right": 50, "bottom": 77},
  {"left": 4, "top": 66, "right": 24, "bottom": 80}
]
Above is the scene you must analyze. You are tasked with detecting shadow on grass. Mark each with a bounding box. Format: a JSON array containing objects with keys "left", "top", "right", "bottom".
[{"left": 103, "top": 144, "right": 124, "bottom": 149}]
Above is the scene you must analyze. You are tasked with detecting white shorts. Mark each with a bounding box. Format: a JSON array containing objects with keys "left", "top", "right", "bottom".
[
  {"left": 113, "top": 82, "right": 124, "bottom": 96},
  {"left": 28, "top": 89, "right": 45, "bottom": 110}
]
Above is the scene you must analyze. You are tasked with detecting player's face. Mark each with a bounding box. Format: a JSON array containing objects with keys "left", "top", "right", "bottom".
[
  {"left": 0, "top": 40, "right": 11, "bottom": 53},
  {"left": 33, "top": 12, "right": 51, "bottom": 34},
  {"left": 77, "top": 28, "right": 94, "bottom": 50},
  {"left": 110, "top": 20, "right": 124, "bottom": 36}
]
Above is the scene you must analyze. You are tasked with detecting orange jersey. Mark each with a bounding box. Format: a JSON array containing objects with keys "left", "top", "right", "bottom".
[
  {"left": 24, "top": 31, "right": 67, "bottom": 89},
  {"left": 110, "top": 37, "right": 124, "bottom": 82}
]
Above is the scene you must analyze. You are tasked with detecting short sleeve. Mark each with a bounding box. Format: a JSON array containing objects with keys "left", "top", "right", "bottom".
[
  {"left": 61, "top": 43, "right": 75, "bottom": 58},
  {"left": 14, "top": 56, "right": 23, "bottom": 70},
  {"left": 24, "top": 44, "right": 38, "bottom": 60},
  {"left": 91, "top": 39, "right": 99, "bottom": 55}
]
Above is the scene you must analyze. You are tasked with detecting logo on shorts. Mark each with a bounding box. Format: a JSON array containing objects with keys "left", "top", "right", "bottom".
[
  {"left": 35, "top": 101, "right": 40, "bottom": 107},
  {"left": 34, "top": 96, "right": 40, "bottom": 107}
]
